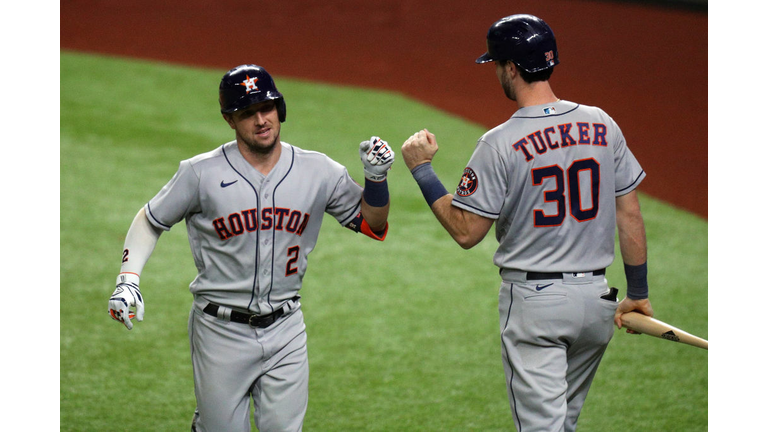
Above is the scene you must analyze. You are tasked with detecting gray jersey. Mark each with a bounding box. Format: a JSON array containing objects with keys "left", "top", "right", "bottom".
[
  {"left": 145, "top": 140, "right": 363, "bottom": 314},
  {"left": 452, "top": 100, "right": 645, "bottom": 272}
]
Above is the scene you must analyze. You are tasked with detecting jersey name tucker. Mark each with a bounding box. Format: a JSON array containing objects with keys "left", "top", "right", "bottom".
[
  {"left": 212, "top": 207, "right": 310, "bottom": 240},
  {"left": 513, "top": 122, "right": 608, "bottom": 162}
]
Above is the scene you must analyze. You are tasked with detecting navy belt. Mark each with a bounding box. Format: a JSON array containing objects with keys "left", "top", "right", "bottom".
[
  {"left": 526, "top": 269, "right": 605, "bottom": 280},
  {"left": 203, "top": 297, "right": 298, "bottom": 328}
]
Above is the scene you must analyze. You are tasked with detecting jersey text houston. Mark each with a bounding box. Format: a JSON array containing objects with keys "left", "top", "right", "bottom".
[{"left": 212, "top": 207, "right": 310, "bottom": 240}]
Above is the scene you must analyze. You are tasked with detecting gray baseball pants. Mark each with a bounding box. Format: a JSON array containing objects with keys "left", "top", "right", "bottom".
[
  {"left": 188, "top": 304, "right": 308, "bottom": 431},
  {"left": 498, "top": 271, "right": 618, "bottom": 432}
]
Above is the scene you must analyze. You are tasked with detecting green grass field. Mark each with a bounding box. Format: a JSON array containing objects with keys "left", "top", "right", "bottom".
[{"left": 60, "top": 51, "right": 707, "bottom": 431}]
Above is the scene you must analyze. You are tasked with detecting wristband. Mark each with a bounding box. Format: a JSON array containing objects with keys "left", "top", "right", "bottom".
[
  {"left": 363, "top": 178, "right": 389, "bottom": 207},
  {"left": 411, "top": 163, "right": 449, "bottom": 207},
  {"left": 624, "top": 262, "right": 649, "bottom": 300}
]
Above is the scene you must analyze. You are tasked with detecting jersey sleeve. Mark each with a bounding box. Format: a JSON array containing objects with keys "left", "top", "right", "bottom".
[
  {"left": 144, "top": 160, "right": 201, "bottom": 231},
  {"left": 451, "top": 140, "right": 507, "bottom": 220},
  {"left": 325, "top": 166, "right": 364, "bottom": 226},
  {"left": 612, "top": 124, "right": 646, "bottom": 196}
]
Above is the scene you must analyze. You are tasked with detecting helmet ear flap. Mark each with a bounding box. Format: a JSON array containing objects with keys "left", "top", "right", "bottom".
[{"left": 276, "top": 98, "right": 287, "bottom": 123}]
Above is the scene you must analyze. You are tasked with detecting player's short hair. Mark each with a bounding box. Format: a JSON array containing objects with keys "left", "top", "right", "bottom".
[
  {"left": 517, "top": 62, "right": 554, "bottom": 83},
  {"left": 500, "top": 60, "right": 554, "bottom": 83}
]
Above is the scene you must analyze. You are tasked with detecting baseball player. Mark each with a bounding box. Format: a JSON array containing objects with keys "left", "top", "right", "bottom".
[
  {"left": 108, "top": 64, "right": 394, "bottom": 431},
  {"left": 401, "top": 15, "right": 653, "bottom": 431}
]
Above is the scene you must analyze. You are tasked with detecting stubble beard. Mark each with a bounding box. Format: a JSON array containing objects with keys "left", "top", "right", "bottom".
[
  {"left": 243, "top": 135, "right": 279, "bottom": 155},
  {"left": 502, "top": 73, "right": 516, "bottom": 101},
  {"left": 239, "top": 125, "right": 281, "bottom": 156}
]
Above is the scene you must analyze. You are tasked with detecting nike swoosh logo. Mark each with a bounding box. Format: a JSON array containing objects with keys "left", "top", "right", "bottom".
[
  {"left": 220, "top": 180, "right": 238, "bottom": 188},
  {"left": 535, "top": 283, "right": 554, "bottom": 291}
]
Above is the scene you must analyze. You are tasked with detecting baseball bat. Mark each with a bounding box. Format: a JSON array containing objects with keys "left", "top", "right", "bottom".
[{"left": 620, "top": 312, "right": 708, "bottom": 350}]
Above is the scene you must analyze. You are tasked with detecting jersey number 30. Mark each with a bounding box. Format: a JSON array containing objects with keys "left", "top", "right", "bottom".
[{"left": 531, "top": 158, "right": 600, "bottom": 227}]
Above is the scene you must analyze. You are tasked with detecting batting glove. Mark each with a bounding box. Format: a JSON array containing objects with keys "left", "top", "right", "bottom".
[
  {"left": 108, "top": 273, "right": 145, "bottom": 330},
  {"left": 359, "top": 136, "right": 395, "bottom": 182}
]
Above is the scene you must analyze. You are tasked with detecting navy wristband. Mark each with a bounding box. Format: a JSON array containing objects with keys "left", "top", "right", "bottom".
[
  {"left": 411, "top": 163, "right": 449, "bottom": 207},
  {"left": 624, "top": 262, "right": 649, "bottom": 300},
  {"left": 363, "top": 178, "right": 389, "bottom": 207}
]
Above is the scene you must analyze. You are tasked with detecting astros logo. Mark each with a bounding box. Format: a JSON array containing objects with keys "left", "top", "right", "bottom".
[
  {"left": 239, "top": 75, "right": 260, "bottom": 93},
  {"left": 456, "top": 167, "right": 478, "bottom": 197}
]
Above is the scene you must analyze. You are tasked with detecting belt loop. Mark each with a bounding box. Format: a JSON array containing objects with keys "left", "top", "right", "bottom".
[
  {"left": 499, "top": 269, "right": 527, "bottom": 283},
  {"left": 217, "top": 306, "right": 232, "bottom": 322},
  {"left": 284, "top": 295, "right": 300, "bottom": 314},
  {"left": 292, "top": 295, "right": 301, "bottom": 309}
]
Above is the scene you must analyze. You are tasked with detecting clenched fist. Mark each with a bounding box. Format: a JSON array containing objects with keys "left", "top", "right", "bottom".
[
  {"left": 360, "top": 136, "right": 395, "bottom": 182},
  {"left": 401, "top": 129, "right": 439, "bottom": 170},
  {"left": 108, "top": 273, "right": 145, "bottom": 330}
]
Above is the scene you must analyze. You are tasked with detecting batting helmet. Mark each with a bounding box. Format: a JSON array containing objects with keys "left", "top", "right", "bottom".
[
  {"left": 219, "top": 64, "right": 286, "bottom": 122},
  {"left": 475, "top": 14, "right": 559, "bottom": 73}
]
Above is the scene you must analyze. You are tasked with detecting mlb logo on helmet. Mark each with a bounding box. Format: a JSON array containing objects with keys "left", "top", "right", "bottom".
[
  {"left": 239, "top": 76, "right": 260, "bottom": 94},
  {"left": 545, "top": 50, "right": 556, "bottom": 67}
]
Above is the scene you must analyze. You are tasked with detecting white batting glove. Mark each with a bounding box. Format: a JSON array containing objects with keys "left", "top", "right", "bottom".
[
  {"left": 108, "top": 273, "right": 145, "bottom": 330},
  {"left": 359, "top": 136, "right": 395, "bottom": 182}
]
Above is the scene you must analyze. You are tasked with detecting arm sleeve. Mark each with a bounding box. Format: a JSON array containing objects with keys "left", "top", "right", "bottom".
[{"left": 120, "top": 208, "right": 162, "bottom": 277}]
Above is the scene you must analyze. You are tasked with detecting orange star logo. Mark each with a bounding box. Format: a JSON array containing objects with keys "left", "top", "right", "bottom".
[{"left": 239, "top": 75, "right": 260, "bottom": 93}]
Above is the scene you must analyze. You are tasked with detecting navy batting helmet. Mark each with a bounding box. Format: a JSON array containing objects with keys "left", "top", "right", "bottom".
[
  {"left": 219, "top": 64, "right": 286, "bottom": 122},
  {"left": 475, "top": 14, "right": 559, "bottom": 73}
]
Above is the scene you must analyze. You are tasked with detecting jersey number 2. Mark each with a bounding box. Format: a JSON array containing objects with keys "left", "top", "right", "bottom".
[
  {"left": 531, "top": 158, "right": 600, "bottom": 227},
  {"left": 286, "top": 246, "right": 300, "bottom": 276}
]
